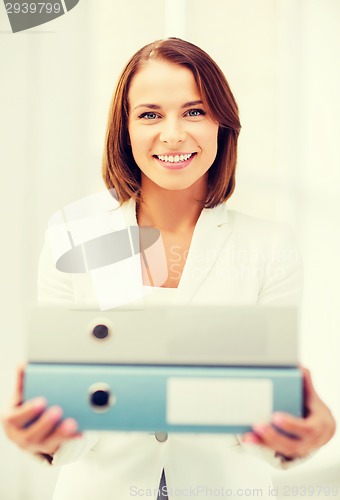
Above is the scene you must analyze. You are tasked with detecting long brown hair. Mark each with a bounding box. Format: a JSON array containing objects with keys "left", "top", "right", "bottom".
[{"left": 102, "top": 38, "right": 241, "bottom": 208}]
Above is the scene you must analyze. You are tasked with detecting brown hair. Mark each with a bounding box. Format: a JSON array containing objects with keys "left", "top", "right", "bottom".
[{"left": 102, "top": 38, "right": 241, "bottom": 208}]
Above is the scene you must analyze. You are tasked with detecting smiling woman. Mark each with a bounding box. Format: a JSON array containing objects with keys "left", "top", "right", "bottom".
[
  {"left": 1, "top": 37, "right": 336, "bottom": 500},
  {"left": 102, "top": 38, "right": 241, "bottom": 209}
]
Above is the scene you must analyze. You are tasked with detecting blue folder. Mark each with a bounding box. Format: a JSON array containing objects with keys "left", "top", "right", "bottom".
[{"left": 24, "top": 364, "right": 302, "bottom": 433}]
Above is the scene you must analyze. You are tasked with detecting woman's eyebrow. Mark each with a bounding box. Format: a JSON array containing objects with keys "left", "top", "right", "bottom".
[{"left": 132, "top": 100, "right": 203, "bottom": 112}]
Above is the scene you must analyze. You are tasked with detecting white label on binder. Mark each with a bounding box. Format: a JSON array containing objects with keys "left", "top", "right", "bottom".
[{"left": 166, "top": 378, "right": 273, "bottom": 425}]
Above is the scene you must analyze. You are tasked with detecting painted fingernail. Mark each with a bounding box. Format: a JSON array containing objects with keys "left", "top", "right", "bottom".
[
  {"left": 62, "top": 419, "right": 78, "bottom": 435},
  {"left": 32, "top": 397, "right": 47, "bottom": 410}
]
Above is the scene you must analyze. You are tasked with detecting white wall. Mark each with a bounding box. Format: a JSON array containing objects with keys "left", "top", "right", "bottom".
[{"left": 0, "top": 1, "right": 339, "bottom": 498}]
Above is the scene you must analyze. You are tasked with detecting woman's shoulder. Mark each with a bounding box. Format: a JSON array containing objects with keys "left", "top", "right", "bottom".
[
  {"left": 226, "top": 207, "right": 293, "bottom": 235},
  {"left": 219, "top": 206, "right": 298, "bottom": 250}
]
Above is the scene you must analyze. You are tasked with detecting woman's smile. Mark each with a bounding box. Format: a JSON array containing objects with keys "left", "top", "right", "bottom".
[{"left": 153, "top": 152, "right": 197, "bottom": 170}]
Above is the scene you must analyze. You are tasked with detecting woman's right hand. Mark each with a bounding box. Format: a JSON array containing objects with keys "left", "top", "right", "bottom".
[{"left": 2, "top": 365, "right": 81, "bottom": 457}]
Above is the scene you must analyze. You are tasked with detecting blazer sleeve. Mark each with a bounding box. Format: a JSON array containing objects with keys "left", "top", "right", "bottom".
[
  {"left": 37, "top": 232, "right": 75, "bottom": 305},
  {"left": 256, "top": 224, "right": 303, "bottom": 307},
  {"left": 36, "top": 234, "right": 99, "bottom": 466},
  {"left": 240, "top": 225, "right": 312, "bottom": 470}
]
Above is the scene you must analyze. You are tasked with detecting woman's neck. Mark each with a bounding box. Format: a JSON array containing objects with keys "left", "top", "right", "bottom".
[{"left": 137, "top": 179, "right": 207, "bottom": 233}]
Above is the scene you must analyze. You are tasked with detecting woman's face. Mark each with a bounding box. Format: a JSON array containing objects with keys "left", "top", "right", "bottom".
[{"left": 128, "top": 60, "right": 219, "bottom": 193}]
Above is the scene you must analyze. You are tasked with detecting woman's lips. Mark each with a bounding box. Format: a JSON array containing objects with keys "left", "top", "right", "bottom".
[{"left": 153, "top": 153, "right": 197, "bottom": 170}]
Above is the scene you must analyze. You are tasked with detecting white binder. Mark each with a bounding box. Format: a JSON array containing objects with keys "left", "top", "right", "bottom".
[{"left": 27, "top": 305, "right": 299, "bottom": 366}]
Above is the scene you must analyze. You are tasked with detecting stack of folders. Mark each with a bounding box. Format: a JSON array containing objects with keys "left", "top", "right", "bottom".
[{"left": 24, "top": 306, "right": 303, "bottom": 433}]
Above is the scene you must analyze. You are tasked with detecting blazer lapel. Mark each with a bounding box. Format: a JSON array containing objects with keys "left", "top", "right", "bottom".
[
  {"left": 177, "top": 203, "right": 232, "bottom": 303},
  {"left": 119, "top": 198, "right": 233, "bottom": 304}
]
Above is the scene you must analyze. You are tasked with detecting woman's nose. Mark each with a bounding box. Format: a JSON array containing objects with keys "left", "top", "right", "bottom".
[{"left": 159, "top": 119, "right": 186, "bottom": 144}]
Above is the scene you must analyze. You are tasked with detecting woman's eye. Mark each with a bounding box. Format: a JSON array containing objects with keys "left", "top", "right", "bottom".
[
  {"left": 138, "top": 112, "right": 158, "bottom": 120},
  {"left": 185, "top": 108, "right": 206, "bottom": 118}
]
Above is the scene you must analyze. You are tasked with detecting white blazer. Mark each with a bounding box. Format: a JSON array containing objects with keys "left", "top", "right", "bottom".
[{"left": 37, "top": 195, "right": 305, "bottom": 500}]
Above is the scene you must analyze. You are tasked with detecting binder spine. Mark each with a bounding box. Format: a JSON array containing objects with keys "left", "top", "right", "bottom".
[{"left": 24, "top": 364, "right": 302, "bottom": 433}]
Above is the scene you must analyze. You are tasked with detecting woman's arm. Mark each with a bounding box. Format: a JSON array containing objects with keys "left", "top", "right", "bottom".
[
  {"left": 1, "top": 365, "right": 81, "bottom": 463},
  {"left": 2, "top": 234, "right": 99, "bottom": 466},
  {"left": 242, "top": 225, "right": 336, "bottom": 467},
  {"left": 242, "top": 367, "right": 336, "bottom": 467}
]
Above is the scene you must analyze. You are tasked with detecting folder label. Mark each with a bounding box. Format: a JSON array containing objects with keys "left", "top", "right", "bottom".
[{"left": 166, "top": 378, "right": 273, "bottom": 425}]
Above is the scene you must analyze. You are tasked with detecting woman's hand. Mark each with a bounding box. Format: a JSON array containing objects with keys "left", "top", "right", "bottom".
[
  {"left": 242, "top": 367, "right": 336, "bottom": 459},
  {"left": 1, "top": 365, "right": 81, "bottom": 457}
]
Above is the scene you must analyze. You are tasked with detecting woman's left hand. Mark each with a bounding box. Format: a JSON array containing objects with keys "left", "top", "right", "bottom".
[{"left": 242, "top": 367, "right": 336, "bottom": 459}]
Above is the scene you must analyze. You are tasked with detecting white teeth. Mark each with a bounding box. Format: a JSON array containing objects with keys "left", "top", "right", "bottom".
[{"left": 156, "top": 153, "right": 194, "bottom": 163}]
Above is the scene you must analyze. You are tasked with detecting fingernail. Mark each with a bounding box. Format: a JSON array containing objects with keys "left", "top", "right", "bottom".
[
  {"left": 32, "top": 397, "right": 47, "bottom": 410},
  {"left": 272, "top": 413, "right": 285, "bottom": 424},
  {"left": 63, "top": 419, "right": 78, "bottom": 435},
  {"left": 48, "top": 406, "right": 63, "bottom": 421},
  {"left": 243, "top": 434, "right": 261, "bottom": 444},
  {"left": 252, "top": 424, "right": 268, "bottom": 435}
]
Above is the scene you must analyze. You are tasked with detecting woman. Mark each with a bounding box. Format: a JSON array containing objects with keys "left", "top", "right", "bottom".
[{"left": 2, "top": 38, "right": 336, "bottom": 499}]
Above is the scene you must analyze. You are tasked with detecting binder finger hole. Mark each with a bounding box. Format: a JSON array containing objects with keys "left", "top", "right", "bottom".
[
  {"left": 88, "top": 383, "right": 115, "bottom": 413},
  {"left": 88, "top": 318, "right": 114, "bottom": 341},
  {"left": 93, "top": 324, "right": 109, "bottom": 339}
]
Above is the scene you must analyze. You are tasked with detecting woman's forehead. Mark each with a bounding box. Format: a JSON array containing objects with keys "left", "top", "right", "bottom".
[{"left": 128, "top": 60, "right": 201, "bottom": 107}]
